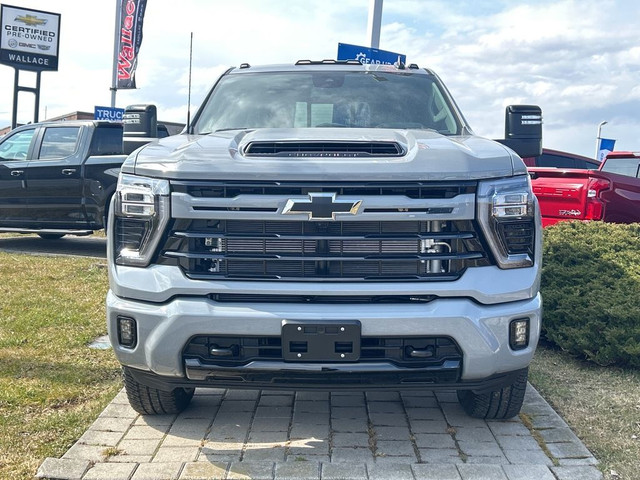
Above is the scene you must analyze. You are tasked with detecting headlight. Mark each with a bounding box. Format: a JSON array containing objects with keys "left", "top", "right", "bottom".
[
  {"left": 112, "top": 173, "right": 170, "bottom": 267},
  {"left": 477, "top": 175, "right": 539, "bottom": 269}
]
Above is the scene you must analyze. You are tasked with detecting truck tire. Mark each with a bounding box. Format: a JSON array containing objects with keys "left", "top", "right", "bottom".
[
  {"left": 123, "top": 367, "right": 194, "bottom": 415},
  {"left": 456, "top": 368, "right": 528, "bottom": 419}
]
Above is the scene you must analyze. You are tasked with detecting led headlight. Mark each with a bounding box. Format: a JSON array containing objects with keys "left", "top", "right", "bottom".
[
  {"left": 477, "top": 175, "right": 540, "bottom": 269},
  {"left": 113, "top": 173, "right": 170, "bottom": 267}
]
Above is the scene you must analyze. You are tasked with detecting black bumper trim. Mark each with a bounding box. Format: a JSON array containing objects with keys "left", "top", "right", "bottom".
[{"left": 125, "top": 361, "right": 527, "bottom": 395}]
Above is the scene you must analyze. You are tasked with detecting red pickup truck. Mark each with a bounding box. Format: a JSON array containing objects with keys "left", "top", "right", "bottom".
[{"left": 526, "top": 150, "right": 640, "bottom": 227}]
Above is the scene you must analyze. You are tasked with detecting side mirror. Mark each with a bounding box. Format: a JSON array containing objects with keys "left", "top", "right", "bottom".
[
  {"left": 496, "top": 105, "right": 542, "bottom": 158},
  {"left": 123, "top": 104, "right": 158, "bottom": 154}
]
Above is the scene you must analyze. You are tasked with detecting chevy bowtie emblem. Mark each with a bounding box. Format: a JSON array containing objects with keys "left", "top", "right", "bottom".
[{"left": 282, "top": 193, "right": 362, "bottom": 220}]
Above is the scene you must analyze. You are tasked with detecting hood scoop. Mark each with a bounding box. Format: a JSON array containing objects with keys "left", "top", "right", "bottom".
[{"left": 243, "top": 140, "right": 405, "bottom": 158}]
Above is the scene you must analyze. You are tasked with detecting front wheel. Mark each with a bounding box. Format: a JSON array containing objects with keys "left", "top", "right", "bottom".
[
  {"left": 123, "top": 367, "right": 194, "bottom": 415},
  {"left": 456, "top": 368, "right": 528, "bottom": 419}
]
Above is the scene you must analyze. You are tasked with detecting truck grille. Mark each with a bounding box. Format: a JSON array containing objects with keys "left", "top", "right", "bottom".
[{"left": 160, "top": 182, "right": 492, "bottom": 281}]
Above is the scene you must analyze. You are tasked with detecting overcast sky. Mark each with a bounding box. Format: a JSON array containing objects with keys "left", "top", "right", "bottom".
[{"left": 1, "top": 0, "right": 638, "bottom": 158}]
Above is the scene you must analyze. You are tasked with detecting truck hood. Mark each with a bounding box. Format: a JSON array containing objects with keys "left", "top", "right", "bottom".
[{"left": 126, "top": 128, "right": 525, "bottom": 181}]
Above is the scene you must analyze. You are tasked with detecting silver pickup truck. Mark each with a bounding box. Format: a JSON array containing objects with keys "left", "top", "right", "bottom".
[{"left": 107, "top": 60, "right": 543, "bottom": 419}]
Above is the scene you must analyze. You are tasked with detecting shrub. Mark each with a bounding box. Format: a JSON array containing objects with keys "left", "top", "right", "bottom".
[{"left": 541, "top": 221, "right": 640, "bottom": 367}]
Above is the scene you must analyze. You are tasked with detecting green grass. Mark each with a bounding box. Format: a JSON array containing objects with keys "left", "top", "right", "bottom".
[
  {"left": 0, "top": 251, "right": 121, "bottom": 480},
  {"left": 530, "top": 344, "right": 640, "bottom": 480}
]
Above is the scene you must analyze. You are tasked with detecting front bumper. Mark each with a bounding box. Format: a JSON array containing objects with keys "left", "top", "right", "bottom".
[{"left": 107, "top": 291, "right": 542, "bottom": 390}]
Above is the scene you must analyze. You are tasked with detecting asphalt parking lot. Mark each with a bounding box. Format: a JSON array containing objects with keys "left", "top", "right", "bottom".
[{"left": 36, "top": 384, "right": 603, "bottom": 480}]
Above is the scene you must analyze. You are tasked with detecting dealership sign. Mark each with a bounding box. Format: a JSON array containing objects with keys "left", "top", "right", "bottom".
[
  {"left": 337, "top": 43, "right": 406, "bottom": 66},
  {"left": 0, "top": 4, "right": 61, "bottom": 71}
]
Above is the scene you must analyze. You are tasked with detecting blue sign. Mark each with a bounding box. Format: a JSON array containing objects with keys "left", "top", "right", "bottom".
[
  {"left": 94, "top": 106, "right": 125, "bottom": 122},
  {"left": 337, "top": 43, "right": 406, "bottom": 66}
]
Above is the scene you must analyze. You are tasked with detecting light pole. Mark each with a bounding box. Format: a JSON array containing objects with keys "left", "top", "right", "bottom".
[{"left": 595, "top": 121, "right": 608, "bottom": 161}]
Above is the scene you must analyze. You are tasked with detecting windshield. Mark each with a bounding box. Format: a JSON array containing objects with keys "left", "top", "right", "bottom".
[{"left": 194, "top": 70, "right": 462, "bottom": 135}]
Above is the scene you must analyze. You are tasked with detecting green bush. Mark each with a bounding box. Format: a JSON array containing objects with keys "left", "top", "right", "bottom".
[{"left": 541, "top": 221, "right": 640, "bottom": 367}]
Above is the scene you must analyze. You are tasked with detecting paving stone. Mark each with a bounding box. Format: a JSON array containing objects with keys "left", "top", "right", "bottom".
[
  {"left": 557, "top": 456, "right": 599, "bottom": 466},
  {"left": 374, "top": 440, "right": 416, "bottom": 457},
  {"left": 251, "top": 416, "right": 292, "bottom": 432},
  {"left": 434, "top": 391, "right": 458, "bottom": 403},
  {"left": 224, "top": 390, "right": 260, "bottom": 401},
  {"left": 330, "top": 447, "right": 374, "bottom": 463},
  {"left": 366, "top": 391, "right": 401, "bottom": 402},
  {"left": 35, "top": 458, "right": 90, "bottom": 480},
  {"left": 401, "top": 396, "right": 439, "bottom": 409},
  {"left": 457, "top": 464, "right": 508, "bottom": 480},
  {"left": 179, "top": 461, "right": 228, "bottom": 480},
  {"left": 452, "top": 426, "right": 495, "bottom": 443},
  {"left": 546, "top": 441, "right": 594, "bottom": 459},
  {"left": 486, "top": 421, "right": 531, "bottom": 436},
  {"left": 201, "top": 441, "right": 244, "bottom": 456},
  {"left": 463, "top": 455, "right": 509, "bottom": 465},
  {"left": 218, "top": 401, "right": 259, "bottom": 413},
  {"left": 551, "top": 466, "right": 604, "bottom": 480},
  {"left": 528, "top": 414, "right": 569, "bottom": 429},
  {"left": 502, "top": 464, "right": 556, "bottom": 480},
  {"left": 411, "top": 463, "right": 462, "bottom": 479},
  {"left": 537, "top": 427, "right": 582, "bottom": 443},
  {"left": 321, "top": 462, "right": 368, "bottom": 480},
  {"left": 408, "top": 419, "right": 449, "bottom": 433},
  {"left": 417, "top": 448, "right": 462, "bottom": 464},
  {"left": 367, "top": 462, "right": 414, "bottom": 480},
  {"left": 118, "top": 438, "right": 162, "bottom": 456},
  {"left": 502, "top": 448, "right": 553, "bottom": 465},
  {"left": 285, "top": 454, "right": 330, "bottom": 463},
  {"left": 248, "top": 431, "right": 289, "bottom": 444},
  {"left": 274, "top": 461, "right": 320, "bottom": 479},
  {"left": 366, "top": 402, "right": 405, "bottom": 414},
  {"left": 495, "top": 434, "right": 541, "bottom": 450},
  {"left": 77, "top": 429, "right": 125, "bottom": 446},
  {"left": 295, "top": 391, "right": 330, "bottom": 401},
  {"left": 413, "top": 433, "right": 456, "bottom": 449},
  {"left": 372, "top": 426, "right": 412, "bottom": 441},
  {"left": 133, "top": 414, "right": 177, "bottom": 427},
  {"left": 330, "top": 418, "right": 369, "bottom": 433},
  {"left": 124, "top": 425, "right": 170, "bottom": 440},
  {"left": 91, "top": 416, "right": 137, "bottom": 432},
  {"left": 293, "top": 411, "right": 330, "bottom": 425},
  {"left": 255, "top": 406, "right": 294, "bottom": 418},
  {"left": 198, "top": 452, "right": 242, "bottom": 463},
  {"left": 62, "top": 444, "right": 107, "bottom": 462},
  {"left": 368, "top": 413, "right": 408, "bottom": 426},
  {"left": 330, "top": 406, "right": 368, "bottom": 419},
  {"left": 259, "top": 395, "right": 294, "bottom": 406},
  {"left": 294, "top": 400, "right": 330, "bottom": 413},
  {"left": 130, "top": 462, "right": 182, "bottom": 480},
  {"left": 153, "top": 446, "right": 200, "bottom": 462},
  {"left": 330, "top": 394, "right": 366, "bottom": 407},
  {"left": 289, "top": 423, "right": 330, "bottom": 439},
  {"left": 83, "top": 462, "right": 137, "bottom": 480},
  {"left": 227, "top": 461, "right": 274, "bottom": 480},
  {"left": 241, "top": 447, "right": 287, "bottom": 463},
  {"left": 332, "top": 432, "right": 370, "bottom": 447},
  {"left": 98, "top": 402, "right": 139, "bottom": 419},
  {"left": 458, "top": 440, "right": 504, "bottom": 457},
  {"left": 107, "top": 454, "right": 153, "bottom": 463},
  {"left": 404, "top": 407, "right": 445, "bottom": 421}
]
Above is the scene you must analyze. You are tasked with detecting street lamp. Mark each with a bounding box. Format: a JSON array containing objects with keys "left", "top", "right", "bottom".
[{"left": 595, "top": 121, "right": 608, "bottom": 161}]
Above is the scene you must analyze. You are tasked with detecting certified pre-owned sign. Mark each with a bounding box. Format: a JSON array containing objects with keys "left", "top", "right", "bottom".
[{"left": 0, "top": 4, "right": 61, "bottom": 71}]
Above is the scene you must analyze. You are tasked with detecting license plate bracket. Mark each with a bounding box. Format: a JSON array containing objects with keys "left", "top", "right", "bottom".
[{"left": 281, "top": 320, "right": 361, "bottom": 362}]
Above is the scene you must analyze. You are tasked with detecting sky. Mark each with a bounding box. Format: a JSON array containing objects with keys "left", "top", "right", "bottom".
[{"left": 1, "top": 0, "right": 639, "bottom": 159}]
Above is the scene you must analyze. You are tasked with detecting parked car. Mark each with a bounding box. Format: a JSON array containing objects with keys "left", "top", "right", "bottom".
[
  {"left": 523, "top": 148, "right": 600, "bottom": 169},
  {"left": 528, "top": 151, "right": 640, "bottom": 226}
]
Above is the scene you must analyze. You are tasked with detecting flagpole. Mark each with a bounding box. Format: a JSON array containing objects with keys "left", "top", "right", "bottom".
[
  {"left": 111, "top": 0, "right": 122, "bottom": 108},
  {"left": 595, "top": 120, "right": 607, "bottom": 161}
]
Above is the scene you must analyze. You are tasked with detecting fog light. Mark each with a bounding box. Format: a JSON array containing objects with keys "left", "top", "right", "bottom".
[
  {"left": 509, "top": 318, "right": 529, "bottom": 350},
  {"left": 117, "top": 316, "right": 137, "bottom": 348}
]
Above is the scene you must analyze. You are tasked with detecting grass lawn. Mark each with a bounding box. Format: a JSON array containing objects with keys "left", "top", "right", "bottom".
[
  {"left": 530, "top": 343, "right": 640, "bottom": 480},
  {"left": 0, "top": 251, "right": 121, "bottom": 480}
]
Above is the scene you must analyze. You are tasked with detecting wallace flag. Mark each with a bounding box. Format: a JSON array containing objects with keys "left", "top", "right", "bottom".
[{"left": 116, "top": 0, "right": 147, "bottom": 89}]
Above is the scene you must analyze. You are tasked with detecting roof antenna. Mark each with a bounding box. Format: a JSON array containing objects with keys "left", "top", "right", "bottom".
[{"left": 186, "top": 32, "right": 193, "bottom": 133}]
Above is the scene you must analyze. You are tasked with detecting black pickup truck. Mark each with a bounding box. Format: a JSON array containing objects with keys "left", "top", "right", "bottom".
[{"left": 0, "top": 120, "right": 127, "bottom": 238}]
